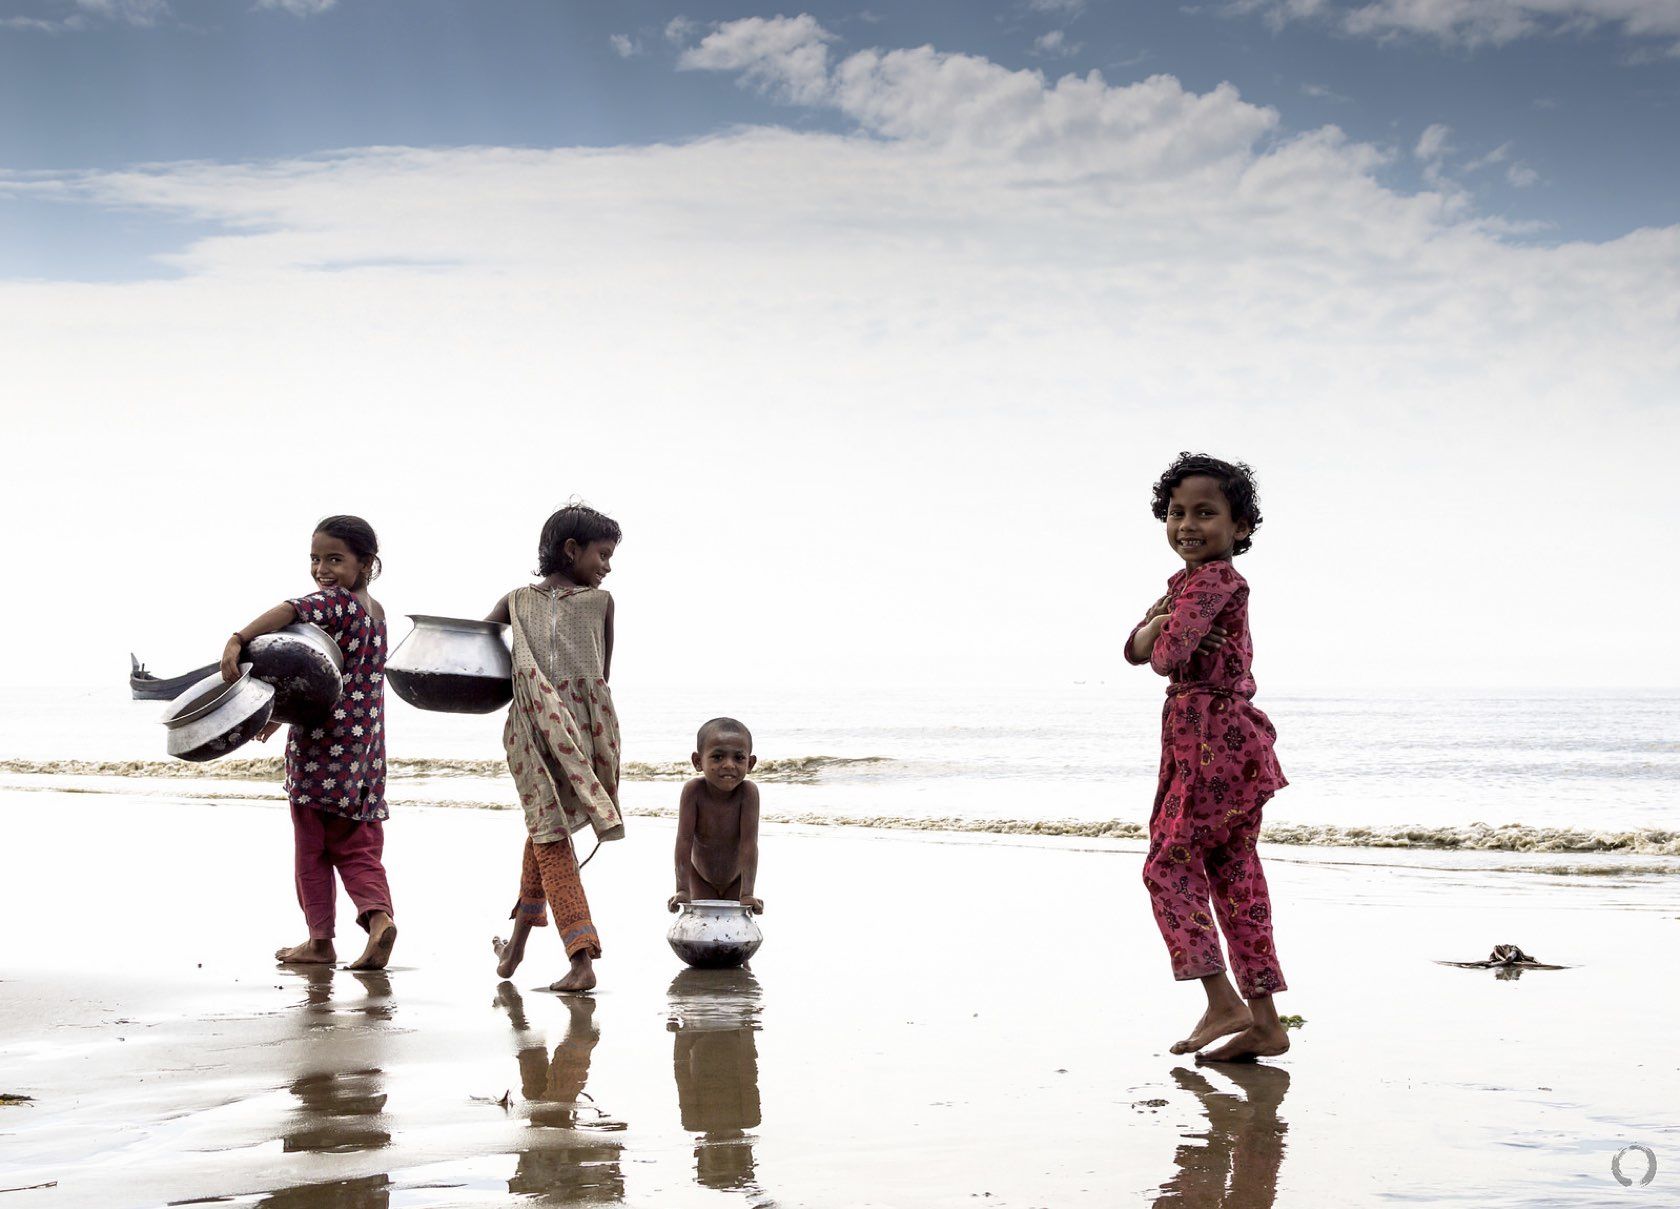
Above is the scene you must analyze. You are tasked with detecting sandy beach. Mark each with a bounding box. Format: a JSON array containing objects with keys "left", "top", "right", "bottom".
[{"left": 3, "top": 787, "right": 1678, "bottom": 1207}]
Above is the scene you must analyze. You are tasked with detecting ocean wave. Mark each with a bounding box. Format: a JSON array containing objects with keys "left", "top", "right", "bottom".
[
  {"left": 7, "top": 771, "right": 1678, "bottom": 860},
  {"left": 716, "top": 814, "right": 1680, "bottom": 857},
  {"left": 0, "top": 754, "right": 896, "bottom": 784}
]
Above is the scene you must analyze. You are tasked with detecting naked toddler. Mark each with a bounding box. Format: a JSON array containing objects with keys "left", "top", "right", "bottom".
[{"left": 667, "top": 717, "right": 763, "bottom": 914}]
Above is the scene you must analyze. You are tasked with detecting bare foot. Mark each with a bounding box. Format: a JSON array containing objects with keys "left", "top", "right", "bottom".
[
  {"left": 275, "top": 939, "right": 336, "bottom": 964},
  {"left": 1170, "top": 1005, "right": 1253, "bottom": 1055},
  {"left": 1197, "top": 1023, "right": 1292, "bottom": 1063},
  {"left": 348, "top": 913, "right": 397, "bottom": 971},
  {"left": 492, "top": 923, "right": 532, "bottom": 979},
  {"left": 547, "top": 951, "right": 597, "bottom": 993}
]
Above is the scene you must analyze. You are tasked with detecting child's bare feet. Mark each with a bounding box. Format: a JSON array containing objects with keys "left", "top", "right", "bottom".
[
  {"left": 548, "top": 950, "right": 596, "bottom": 993},
  {"left": 1171, "top": 1004, "right": 1253, "bottom": 1055},
  {"left": 492, "top": 922, "right": 532, "bottom": 979},
  {"left": 348, "top": 912, "right": 397, "bottom": 971},
  {"left": 275, "top": 939, "right": 336, "bottom": 964},
  {"left": 1197, "top": 1022, "right": 1291, "bottom": 1063}
]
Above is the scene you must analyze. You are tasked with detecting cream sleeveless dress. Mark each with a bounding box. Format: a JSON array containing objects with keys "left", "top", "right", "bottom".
[{"left": 503, "top": 585, "right": 624, "bottom": 845}]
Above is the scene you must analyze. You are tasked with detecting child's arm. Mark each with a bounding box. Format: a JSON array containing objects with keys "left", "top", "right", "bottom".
[
  {"left": 667, "top": 780, "right": 699, "bottom": 912},
  {"left": 1148, "top": 565, "right": 1239, "bottom": 677},
  {"left": 602, "top": 594, "right": 614, "bottom": 683},
  {"left": 736, "top": 782, "right": 763, "bottom": 914},
  {"left": 1125, "top": 596, "right": 1171, "bottom": 667},
  {"left": 484, "top": 593, "right": 512, "bottom": 625},
  {"left": 221, "top": 602, "right": 299, "bottom": 682}
]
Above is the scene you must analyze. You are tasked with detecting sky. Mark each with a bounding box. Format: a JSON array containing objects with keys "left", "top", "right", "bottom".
[{"left": 2, "top": 0, "right": 1677, "bottom": 692}]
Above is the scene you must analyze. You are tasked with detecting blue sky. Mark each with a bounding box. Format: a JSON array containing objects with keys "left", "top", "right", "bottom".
[
  {"left": 3, "top": 1, "right": 1678, "bottom": 690},
  {"left": 4, "top": 0, "right": 1678, "bottom": 274}
]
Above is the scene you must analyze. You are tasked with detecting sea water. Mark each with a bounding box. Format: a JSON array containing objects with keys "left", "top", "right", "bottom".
[{"left": 2, "top": 682, "right": 1674, "bottom": 861}]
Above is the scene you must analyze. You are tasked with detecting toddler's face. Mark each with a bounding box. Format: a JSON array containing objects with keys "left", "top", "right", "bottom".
[
  {"left": 310, "top": 532, "right": 368, "bottom": 592},
  {"left": 1165, "top": 476, "right": 1249, "bottom": 568},
  {"left": 693, "top": 730, "right": 756, "bottom": 792},
  {"left": 566, "top": 539, "right": 616, "bottom": 588}
]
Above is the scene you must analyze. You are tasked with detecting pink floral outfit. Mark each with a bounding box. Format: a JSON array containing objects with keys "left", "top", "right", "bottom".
[
  {"left": 1126, "top": 560, "right": 1288, "bottom": 998},
  {"left": 282, "top": 585, "right": 392, "bottom": 939}
]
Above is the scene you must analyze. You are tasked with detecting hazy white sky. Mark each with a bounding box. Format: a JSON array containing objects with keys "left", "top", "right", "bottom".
[{"left": 3, "top": 8, "right": 1677, "bottom": 691}]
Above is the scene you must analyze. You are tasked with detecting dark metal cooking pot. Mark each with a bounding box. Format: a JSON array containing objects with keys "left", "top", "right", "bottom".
[
  {"left": 385, "top": 615, "right": 513, "bottom": 714},
  {"left": 244, "top": 622, "right": 344, "bottom": 725}
]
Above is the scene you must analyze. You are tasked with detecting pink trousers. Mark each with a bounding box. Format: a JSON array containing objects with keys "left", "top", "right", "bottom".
[
  {"left": 1141, "top": 790, "right": 1285, "bottom": 999},
  {"left": 292, "top": 803, "right": 393, "bottom": 941}
]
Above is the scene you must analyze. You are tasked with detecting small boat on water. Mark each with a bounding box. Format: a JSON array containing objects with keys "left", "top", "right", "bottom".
[{"left": 130, "top": 654, "right": 220, "bottom": 701}]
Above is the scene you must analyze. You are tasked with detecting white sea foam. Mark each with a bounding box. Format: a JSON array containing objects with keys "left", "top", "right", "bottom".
[{"left": 4, "top": 683, "right": 1675, "bottom": 854}]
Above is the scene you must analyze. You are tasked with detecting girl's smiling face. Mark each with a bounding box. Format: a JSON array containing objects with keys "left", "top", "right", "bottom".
[
  {"left": 310, "top": 531, "right": 368, "bottom": 591},
  {"left": 564, "top": 538, "right": 616, "bottom": 588},
  {"left": 1166, "top": 475, "right": 1250, "bottom": 569}
]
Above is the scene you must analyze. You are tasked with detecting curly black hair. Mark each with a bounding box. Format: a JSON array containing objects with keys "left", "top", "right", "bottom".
[
  {"left": 1149, "top": 452, "right": 1262, "bottom": 556},
  {"left": 536, "top": 502, "right": 623, "bottom": 576},
  {"left": 314, "top": 514, "right": 382, "bottom": 585}
]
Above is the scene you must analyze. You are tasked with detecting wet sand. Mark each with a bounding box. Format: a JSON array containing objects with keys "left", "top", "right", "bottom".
[{"left": 2, "top": 789, "right": 1678, "bottom": 1207}]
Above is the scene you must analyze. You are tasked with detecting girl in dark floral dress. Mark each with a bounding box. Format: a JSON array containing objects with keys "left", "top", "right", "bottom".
[
  {"left": 1126, "top": 454, "right": 1290, "bottom": 1063},
  {"left": 222, "top": 515, "right": 396, "bottom": 971}
]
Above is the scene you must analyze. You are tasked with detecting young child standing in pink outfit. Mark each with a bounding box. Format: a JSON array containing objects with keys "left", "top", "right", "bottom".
[
  {"left": 1126, "top": 454, "right": 1290, "bottom": 1063},
  {"left": 222, "top": 515, "right": 396, "bottom": 971}
]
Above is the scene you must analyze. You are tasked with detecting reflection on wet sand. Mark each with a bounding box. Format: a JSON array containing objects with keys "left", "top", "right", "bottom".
[
  {"left": 257, "top": 968, "right": 396, "bottom": 1208},
  {"left": 667, "top": 967, "right": 765, "bottom": 1194},
  {"left": 1156, "top": 1063, "right": 1289, "bottom": 1207},
  {"left": 496, "top": 984, "right": 626, "bottom": 1204}
]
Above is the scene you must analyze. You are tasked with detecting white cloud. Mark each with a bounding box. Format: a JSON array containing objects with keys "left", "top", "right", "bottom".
[
  {"left": 0, "top": 14, "right": 86, "bottom": 30},
  {"left": 1032, "top": 28, "right": 1084, "bottom": 57},
  {"left": 3, "top": 0, "right": 167, "bottom": 30},
  {"left": 1027, "top": 0, "right": 1087, "bottom": 13},
  {"left": 1461, "top": 140, "right": 1511, "bottom": 171},
  {"left": 1231, "top": 0, "right": 1680, "bottom": 50},
  {"left": 1506, "top": 161, "right": 1540, "bottom": 187},
  {"left": 255, "top": 0, "right": 337, "bottom": 14},
  {"left": 677, "top": 14, "right": 836, "bottom": 105},
  {"left": 609, "top": 32, "right": 642, "bottom": 58},
  {"left": 1413, "top": 120, "right": 1452, "bottom": 163},
  {"left": 674, "top": 16, "right": 1276, "bottom": 179},
  {"left": 4, "top": 16, "right": 1677, "bottom": 689},
  {"left": 664, "top": 15, "right": 698, "bottom": 43},
  {"left": 1300, "top": 81, "right": 1349, "bottom": 101},
  {"left": 78, "top": 0, "right": 168, "bottom": 23}
]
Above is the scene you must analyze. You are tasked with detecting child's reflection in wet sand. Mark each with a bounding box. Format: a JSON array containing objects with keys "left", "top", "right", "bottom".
[
  {"left": 1156, "top": 1063, "right": 1289, "bottom": 1207},
  {"left": 496, "top": 983, "right": 626, "bottom": 1204},
  {"left": 258, "top": 967, "right": 395, "bottom": 1208},
  {"left": 667, "top": 967, "right": 765, "bottom": 1193}
]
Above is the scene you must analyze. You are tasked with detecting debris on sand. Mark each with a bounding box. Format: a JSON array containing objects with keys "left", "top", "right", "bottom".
[{"left": 1435, "top": 944, "right": 1568, "bottom": 971}]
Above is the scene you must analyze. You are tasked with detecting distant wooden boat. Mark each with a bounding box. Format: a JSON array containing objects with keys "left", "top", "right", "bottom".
[{"left": 130, "top": 654, "right": 219, "bottom": 701}]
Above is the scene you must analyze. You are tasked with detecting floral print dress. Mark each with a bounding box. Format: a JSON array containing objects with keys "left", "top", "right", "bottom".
[
  {"left": 504, "top": 585, "right": 624, "bottom": 845},
  {"left": 1126, "top": 559, "right": 1288, "bottom": 997},
  {"left": 283, "top": 585, "right": 388, "bottom": 822}
]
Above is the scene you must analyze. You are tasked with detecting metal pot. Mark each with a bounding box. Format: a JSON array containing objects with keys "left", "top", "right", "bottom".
[
  {"left": 160, "top": 665, "right": 275, "bottom": 762},
  {"left": 385, "top": 614, "right": 513, "bottom": 714},
  {"left": 243, "top": 622, "right": 344, "bottom": 725},
  {"left": 667, "top": 900, "right": 764, "bottom": 969}
]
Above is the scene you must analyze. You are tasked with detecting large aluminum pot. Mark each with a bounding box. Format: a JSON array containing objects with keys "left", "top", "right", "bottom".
[
  {"left": 160, "top": 664, "right": 275, "bottom": 762},
  {"left": 244, "top": 622, "right": 343, "bottom": 725},
  {"left": 385, "top": 614, "right": 513, "bottom": 714},
  {"left": 667, "top": 900, "right": 764, "bottom": 969}
]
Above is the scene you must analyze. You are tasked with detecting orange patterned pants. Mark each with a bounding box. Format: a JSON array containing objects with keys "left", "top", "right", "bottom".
[{"left": 511, "top": 835, "right": 601, "bottom": 959}]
